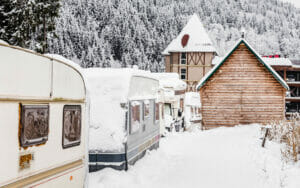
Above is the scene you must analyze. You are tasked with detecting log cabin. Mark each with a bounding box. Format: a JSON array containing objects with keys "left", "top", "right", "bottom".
[
  {"left": 196, "top": 39, "right": 289, "bottom": 129},
  {"left": 162, "top": 14, "right": 217, "bottom": 92}
]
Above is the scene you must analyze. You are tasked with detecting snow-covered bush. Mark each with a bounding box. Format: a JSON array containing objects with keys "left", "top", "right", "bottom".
[{"left": 265, "top": 114, "right": 300, "bottom": 163}]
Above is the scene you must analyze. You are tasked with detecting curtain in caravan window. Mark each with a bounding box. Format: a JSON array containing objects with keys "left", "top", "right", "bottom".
[
  {"left": 130, "top": 101, "right": 141, "bottom": 134},
  {"left": 63, "top": 105, "right": 81, "bottom": 148},
  {"left": 144, "top": 100, "right": 150, "bottom": 119},
  {"left": 20, "top": 105, "right": 49, "bottom": 147},
  {"left": 155, "top": 103, "right": 160, "bottom": 121}
]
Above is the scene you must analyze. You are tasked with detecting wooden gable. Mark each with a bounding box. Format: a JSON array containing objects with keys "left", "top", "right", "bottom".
[{"left": 200, "top": 42, "right": 286, "bottom": 128}]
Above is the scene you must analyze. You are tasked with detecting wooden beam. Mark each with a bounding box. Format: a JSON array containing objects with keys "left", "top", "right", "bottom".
[{"left": 284, "top": 68, "right": 287, "bottom": 81}]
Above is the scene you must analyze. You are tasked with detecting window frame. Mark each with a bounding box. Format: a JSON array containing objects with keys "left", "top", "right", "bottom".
[
  {"left": 62, "top": 105, "right": 82, "bottom": 149},
  {"left": 155, "top": 102, "right": 160, "bottom": 123},
  {"left": 180, "top": 52, "right": 187, "bottom": 65},
  {"left": 180, "top": 68, "right": 187, "bottom": 80},
  {"left": 143, "top": 100, "right": 150, "bottom": 120},
  {"left": 20, "top": 104, "right": 49, "bottom": 147},
  {"left": 129, "top": 101, "right": 142, "bottom": 135}
]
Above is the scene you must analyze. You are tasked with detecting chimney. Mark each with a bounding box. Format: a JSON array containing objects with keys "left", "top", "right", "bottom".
[{"left": 241, "top": 28, "right": 245, "bottom": 38}]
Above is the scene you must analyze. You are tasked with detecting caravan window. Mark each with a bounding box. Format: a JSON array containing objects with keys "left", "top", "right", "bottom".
[
  {"left": 144, "top": 100, "right": 150, "bottom": 119},
  {"left": 130, "top": 101, "right": 141, "bottom": 134},
  {"left": 20, "top": 105, "right": 49, "bottom": 147},
  {"left": 63, "top": 105, "right": 81, "bottom": 148},
  {"left": 164, "top": 103, "right": 172, "bottom": 116},
  {"left": 155, "top": 103, "right": 160, "bottom": 121}
]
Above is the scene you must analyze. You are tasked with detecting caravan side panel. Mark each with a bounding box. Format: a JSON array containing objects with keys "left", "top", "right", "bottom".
[
  {"left": 0, "top": 46, "right": 51, "bottom": 98},
  {"left": 0, "top": 44, "right": 86, "bottom": 188},
  {"left": 52, "top": 62, "right": 85, "bottom": 100}
]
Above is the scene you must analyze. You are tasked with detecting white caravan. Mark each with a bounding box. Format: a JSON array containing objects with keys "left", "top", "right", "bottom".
[
  {"left": 153, "top": 73, "right": 186, "bottom": 133},
  {"left": 84, "top": 68, "right": 160, "bottom": 172},
  {"left": 0, "top": 42, "right": 87, "bottom": 187},
  {"left": 184, "top": 92, "right": 201, "bottom": 130}
]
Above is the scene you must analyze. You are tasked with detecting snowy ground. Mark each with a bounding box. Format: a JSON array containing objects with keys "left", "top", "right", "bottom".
[{"left": 88, "top": 125, "right": 300, "bottom": 188}]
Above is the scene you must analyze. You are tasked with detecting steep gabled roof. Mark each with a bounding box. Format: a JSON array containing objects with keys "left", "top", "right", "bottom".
[
  {"left": 196, "top": 39, "right": 289, "bottom": 90},
  {"left": 162, "top": 14, "right": 216, "bottom": 55}
]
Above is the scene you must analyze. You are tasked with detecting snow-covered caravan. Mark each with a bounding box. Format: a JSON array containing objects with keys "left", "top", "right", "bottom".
[
  {"left": 84, "top": 68, "right": 160, "bottom": 172},
  {"left": 184, "top": 92, "right": 201, "bottom": 130},
  {"left": 0, "top": 42, "right": 86, "bottom": 187},
  {"left": 153, "top": 73, "right": 187, "bottom": 133}
]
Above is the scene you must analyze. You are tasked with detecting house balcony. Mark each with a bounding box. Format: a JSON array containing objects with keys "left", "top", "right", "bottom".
[{"left": 286, "top": 101, "right": 300, "bottom": 114}]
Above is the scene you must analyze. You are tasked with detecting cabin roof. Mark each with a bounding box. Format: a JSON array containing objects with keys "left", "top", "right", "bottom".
[
  {"left": 196, "top": 39, "right": 289, "bottom": 90},
  {"left": 262, "top": 57, "right": 292, "bottom": 66},
  {"left": 162, "top": 14, "right": 216, "bottom": 55},
  {"left": 213, "top": 56, "right": 293, "bottom": 67}
]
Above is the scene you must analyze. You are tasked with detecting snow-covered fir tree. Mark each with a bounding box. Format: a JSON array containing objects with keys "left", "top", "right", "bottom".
[
  {"left": 0, "top": 0, "right": 60, "bottom": 53},
  {"left": 2, "top": 0, "right": 300, "bottom": 70},
  {"left": 46, "top": 0, "right": 300, "bottom": 70}
]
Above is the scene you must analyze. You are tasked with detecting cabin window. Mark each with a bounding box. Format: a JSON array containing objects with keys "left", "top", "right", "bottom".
[
  {"left": 155, "top": 103, "right": 160, "bottom": 121},
  {"left": 20, "top": 105, "right": 49, "bottom": 147},
  {"left": 130, "top": 101, "right": 141, "bottom": 134},
  {"left": 180, "top": 68, "right": 186, "bottom": 80},
  {"left": 62, "top": 105, "right": 81, "bottom": 148},
  {"left": 180, "top": 52, "right": 186, "bottom": 64}
]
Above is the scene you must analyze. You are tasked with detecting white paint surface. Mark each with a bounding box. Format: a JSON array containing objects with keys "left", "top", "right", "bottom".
[{"left": 0, "top": 44, "right": 86, "bottom": 187}]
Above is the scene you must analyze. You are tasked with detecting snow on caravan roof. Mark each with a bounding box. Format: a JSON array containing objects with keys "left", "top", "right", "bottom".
[
  {"left": 45, "top": 54, "right": 82, "bottom": 70},
  {"left": 83, "top": 68, "right": 158, "bottom": 151},
  {"left": 152, "top": 72, "right": 187, "bottom": 91},
  {"left": 185, "top": 92, "right": 201, "bottom": 107}
]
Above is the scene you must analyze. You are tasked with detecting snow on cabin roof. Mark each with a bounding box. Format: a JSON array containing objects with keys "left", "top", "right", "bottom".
[
  {"left": 196, "top": 39, "right": 289, "bottom": 91},
  {"left": 262, "top": 57, "right": 292, "bottom": 66},
  {"left": 212, "top": 56, "right": 223, "bottom": 65},
  {"left": 291, "top": 59, "right": 300, "bottom": 65},
  {"left": 162, "top": 14, "right": 216, "bottom": 55},
  {"left": 184, "top": 92, "right": 201, "bottom": 107},
  {"left": 152, "top": 72, "right": 187, "bottom": 91},
  {"left": 83, "top": 68, "right": 158, "bottom": 152}
]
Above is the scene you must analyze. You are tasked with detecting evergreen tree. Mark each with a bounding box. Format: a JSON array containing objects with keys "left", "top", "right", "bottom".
[
  {"left": 0, "top": 0, "right": 60, "bottom": 53},
  {"left": 46, "top": 0, "right": 300, "bottom": 70}
]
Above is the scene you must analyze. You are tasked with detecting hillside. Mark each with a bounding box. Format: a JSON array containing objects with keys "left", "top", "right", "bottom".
[{"left": 47, "top": 0, "right": 300, "bottom": 70}]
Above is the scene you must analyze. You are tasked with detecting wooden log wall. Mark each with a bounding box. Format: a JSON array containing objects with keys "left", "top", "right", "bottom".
[{"left": 200, "top": 43, "right": 286, "bottom": 129}]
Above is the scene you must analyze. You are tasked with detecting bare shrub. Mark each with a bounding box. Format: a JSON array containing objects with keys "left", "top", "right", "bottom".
[{"left": 264, "top": 114, "right": 300, "bottom": 163}]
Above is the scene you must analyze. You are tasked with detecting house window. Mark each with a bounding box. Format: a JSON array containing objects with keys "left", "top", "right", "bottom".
[
  {"left": 180, "top": 52, "right": 186, "bottom": 64},
  {"left": 20, "top": 105, "right": 49, "bottom": 147},
  {"left": 130, "top": 101, "right": 141, "bottom": 134},
  {"left": 63, "top": 105, "right": 81, "bottom": 148},
  {"left": 180, "top": 68, "right": 186, "bottom": 80}
]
